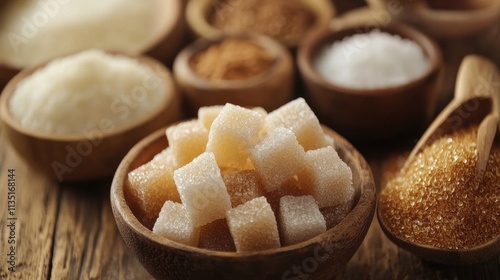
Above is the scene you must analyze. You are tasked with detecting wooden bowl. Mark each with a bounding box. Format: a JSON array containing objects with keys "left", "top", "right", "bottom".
[
  {"left": 297, "top": 23, "right": 443, "bottom": 142},
  {"left": 173, "top": 33, "right": 294, "bottom": 115},
  {"left": 0, "top": 52, "right": 182, "bottom": 182},
  {"left": 366, "top": 0, "right": 500, "bottom": 38},
  {"left": 0, "top": 0, "right": 186, "bottom": 88},
  {"left": 185, "top": 0, "right": 335, "bottom": 49},
  {"left": 111, "top": 125, "right": 376, "bottom": 280}
]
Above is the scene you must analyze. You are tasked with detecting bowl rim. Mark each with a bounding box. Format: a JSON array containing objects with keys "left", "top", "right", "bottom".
[
  {"left": 0, "top": 0, "right": 182, "bottom": 71},
  {"left": 111, "top": 123, "right": 377, "bottom": 259},
  {"left": 297, "top": 22, "right": 443, "bottom": 96},
  {"left": 0, "top": 50, "right": 178, "bottom": 142},
  {"left": 186, "top": 0, "right": 336, "bottom": 48},
  {"left": 173, "top": 32, "right": 292, "bottom": 90}
]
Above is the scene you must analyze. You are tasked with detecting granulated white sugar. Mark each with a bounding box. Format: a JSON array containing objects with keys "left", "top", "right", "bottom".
[
  {"left": 314, "top": 30, "right": 430, "bottom": 89},
  {"left": 9, "top": 49, "right": 167, "bottom": 135},
  {"left": 0, "top": 0, "right": 158, "bottom": 67}
]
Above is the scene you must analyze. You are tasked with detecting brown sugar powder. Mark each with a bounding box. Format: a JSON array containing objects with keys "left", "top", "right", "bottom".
[
  {"left": 210, "top": 0, "right": 314, "bottom": 43},
  {"left": 189, "top": 39, "right": 275, "bottom": 81},
  {"left": 379, "top": 125, "right": 500, "bottom": 249}
]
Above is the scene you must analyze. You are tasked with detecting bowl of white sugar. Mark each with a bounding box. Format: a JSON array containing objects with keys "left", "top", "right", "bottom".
[
  {"left": 0, "top": 49, "right": 182, "bottom": 182},
  {"left": 298, "top": 23, "right": 443, "bottom": 141},
  {"left": 0, "top": 0, "right": 185, "bottom": 87}
]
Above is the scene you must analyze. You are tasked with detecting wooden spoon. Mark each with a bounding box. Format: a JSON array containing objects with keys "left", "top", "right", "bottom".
[
  {"left": 379, "top": 55, "right": 500, "bottom": 265},
  {"left": 404, "top": 55, "right": 497, "bottom": 169},
  {"left": 476, "top": 114, "right": 498, "bottom": 181}
]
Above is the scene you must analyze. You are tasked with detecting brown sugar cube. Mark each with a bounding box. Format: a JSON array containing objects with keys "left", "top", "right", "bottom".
[
  {"left": 222, "top": 169, "right": 266, "bottom": 207},
  {"left": 126, "top": 148, "right": 180, "bottom": 228},
  {"left": 198, "top": 218, "right": 236, "bottom": 252}
]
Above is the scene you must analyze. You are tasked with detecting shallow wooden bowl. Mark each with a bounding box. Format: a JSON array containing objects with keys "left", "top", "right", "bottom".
[
  {"left": 111, "top": 125, "right": 376, "bottom": 280},
  {"left": 185, "top": 0, "right": 335, "bottom": 49},
  {"left": 297, "top": 23, "right": 443, "bottom": 142},
  {"left": 173, "top": 33, "right": 294, "bottom": 115},
  {"left": 0, "top": 52, "right": 182, "bottom": 182},
  {"left": 0, "top": 0, "right": 186, "bottom": 88}
]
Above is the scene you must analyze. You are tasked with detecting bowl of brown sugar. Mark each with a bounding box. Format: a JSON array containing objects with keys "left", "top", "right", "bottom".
[
  {"left": 173, "top": 33, "right": 294, "bottom": 115},
  {"left": 186, "top": 0, "right": 335, "bottom": 49}
]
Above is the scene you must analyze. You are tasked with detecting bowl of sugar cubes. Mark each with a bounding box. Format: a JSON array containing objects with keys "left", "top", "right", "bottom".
[
  {"left": 111, "top": 98, "right": 376, "bottom": 280},
  {"left": 298, "top": 22, "right": 443, "bottom": 141}
]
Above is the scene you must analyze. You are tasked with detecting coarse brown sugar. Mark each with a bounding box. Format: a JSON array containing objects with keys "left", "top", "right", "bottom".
[
  {"left": 189, "top": 39, "right": 275, "bottom": 81},
  {"left": 379, "top": 125, "right": 500, "bottom": 249},
  {"left": 210, "top": 0, "right": 314, "bottom": 43}
]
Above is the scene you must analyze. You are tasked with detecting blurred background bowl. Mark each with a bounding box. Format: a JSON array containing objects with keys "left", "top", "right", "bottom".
[
  {"left": 367, "top": 0, "right": 500, "bottom": 39},
  {"left": 0, "top": 52, "right": 182, "bottom": 182},
  {"left": 173, "top": 33, "right": 294, "bottom": 115},
  {"left": 298, "top": 23, "right": 443, "bottom": 142},
  {"left": 111, "top": 124, "right": 376, "bottom": 280},
  {"left": 0, "top": 0, "right": 186, "bottom": 88},
  {"left": 185, "top": 0, "right": 335, "bottom": 49}
]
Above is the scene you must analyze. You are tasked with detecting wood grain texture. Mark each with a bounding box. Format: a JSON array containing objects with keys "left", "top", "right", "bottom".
[
  {"left": 49, "top": 182, "right": 151, "bottom": 280},
  {"left": 0, "top": 130, "right": 59, "bottom": 280}
]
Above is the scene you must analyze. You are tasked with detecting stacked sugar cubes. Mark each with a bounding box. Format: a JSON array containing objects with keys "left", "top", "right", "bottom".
[{"left": 125, "top": 98, "right": 354, "bottom": 251}]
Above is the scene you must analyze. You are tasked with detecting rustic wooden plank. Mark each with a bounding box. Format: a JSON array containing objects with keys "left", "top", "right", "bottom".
[
  {"left": 49, "top": 181, "right": 152, "bottom": 280},
  {"left": 0, "top": 130, "right": 59, "bottom": 280}
]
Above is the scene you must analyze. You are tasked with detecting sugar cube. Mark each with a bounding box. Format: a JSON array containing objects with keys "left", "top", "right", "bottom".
[
  {"left": 299, "top": 146, "right": 354, "bottom": 208},
  {"left": 250, "top": 127, "right": 305, "bottom": 192},
  {"left": 226, "top": 197, "right": 281, "bottom": 252},
  {"left": 222, "top": 169, "right": 266, "bottom": 207},
  {"left": 198, "top": 218, "right": 236, "bottom": 251},
  {"left": 279, "top": 195, "right": 326, "bottom": 245},
  {"left": 126, "top": 148, "right": 180, "bottom": 228},
  {"left": 265, "top": 176, "right": 307, "bottom": 218},
  {"left": 153, "top": 201, "right": 200, "bottom": 246},
  {"left": 174, "top": 152, "right": 231, "bottom": 227},
  {"left": 198, "top": 105, "right": 224, "bottom": 131},
  {"left": 166, "top": 120, "right": 208, "bottom": 167},
  {"left": 265, "top": 98, "right": 332, "bottom": 151},
  {"left": 206, "top": 104, "right": 265, "bottom": 169}
]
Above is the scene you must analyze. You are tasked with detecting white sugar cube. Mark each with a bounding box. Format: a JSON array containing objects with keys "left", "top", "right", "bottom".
[
  {"left": 279, "top": 195, "right": 326, "bottom": 245},
  {"left": 226, "top": 197, "right": 281, "bottom": 252},
  {"left": 265, "top": 98, "right": 332, "bottom": 151},
  {"left": 206, "top": 104, "right": 265, "bottom": 169},
  {"left": 153, "top": 201, "right": 200, "bottom": 246},
  {"left": 198, "top": 105, "right": 224, "bottom": 131},
  {"left": 174, "top": 152, "right": 231, "bottom": 227},
  {"left": 300, "top": 146, "right": 353, "bottom": 208},
  {"left": 250, "top": 127, "right": 305, "bottom": 192}
]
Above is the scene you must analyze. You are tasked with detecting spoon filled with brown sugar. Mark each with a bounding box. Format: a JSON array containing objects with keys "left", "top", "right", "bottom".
[{"left": 378, "top": 55, "right": 500, "bottom": 265}]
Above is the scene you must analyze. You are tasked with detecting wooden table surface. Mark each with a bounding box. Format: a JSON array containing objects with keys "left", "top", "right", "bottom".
[{"left": 1, "top": 123, "right": 499, "bottom": 280}]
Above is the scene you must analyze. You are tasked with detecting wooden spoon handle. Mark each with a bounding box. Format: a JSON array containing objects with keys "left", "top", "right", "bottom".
[
  {"left": 454, "top": 55, "right": 499, "bottom": 102},
  {"left": 476, "top": 114, "right": 498, "bottom": 180},
  {"left": 405, "top": 55, "right": 498, "bottom": 167}
]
